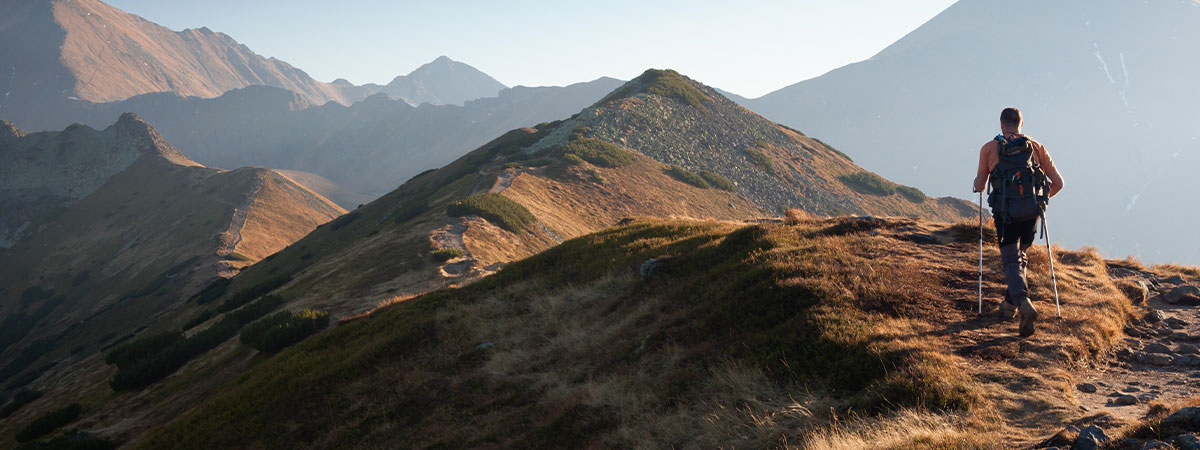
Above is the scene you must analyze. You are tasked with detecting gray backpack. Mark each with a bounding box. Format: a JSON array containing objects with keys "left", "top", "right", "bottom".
[{"left": 987, "top": 134, "right": 1049, "bottom": 222}]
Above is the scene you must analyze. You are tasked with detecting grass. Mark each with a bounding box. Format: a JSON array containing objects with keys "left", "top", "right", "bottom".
[
  {"left": 585, "top": 168, "right": 606, "bottom": 185},
  {"left": 563, "top": 136, "right": 634, "bottom": 168},
  {"left": 744, "top": 147, "right": 778, "bottom": 176},
  {"left": 447, "top": 193, "right": 536, "bottom": 233},
  {"left": 664, "top": 165, "right": 710, "bottom": 189},
  {"left": 0, "top": 390, "right": 41, "bottom": 419},
  {"left": 839, "top": 172, "right": 896, "bottom": 196},
  {"left": 16, "top": 403, "right": 82, "bottom": 443}
]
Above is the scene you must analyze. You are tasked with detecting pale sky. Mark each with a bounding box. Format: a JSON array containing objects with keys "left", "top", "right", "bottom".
[{"left": 106, "top": 0, "right": 958, "bottom": 98}]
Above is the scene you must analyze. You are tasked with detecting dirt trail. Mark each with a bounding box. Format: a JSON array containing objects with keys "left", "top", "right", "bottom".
[
  {"left": 217, "top": 174, "right": 264, "bottom": 256},
  {"left": 1073, "top": 270, "right": 1200, "bottom": 421},
  {"left": 430, "top": 169, "right": 526, "bottom": 277}
]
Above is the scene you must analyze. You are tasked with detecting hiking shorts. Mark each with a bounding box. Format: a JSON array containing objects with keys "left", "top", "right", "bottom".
[{"left": 993, "top": 215, "right": 1039, "bottom": 249}]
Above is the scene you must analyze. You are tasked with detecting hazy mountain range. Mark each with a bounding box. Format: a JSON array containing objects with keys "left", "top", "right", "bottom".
[{"left": 739, "top": 0, "right": 1200, "bottom": 264}]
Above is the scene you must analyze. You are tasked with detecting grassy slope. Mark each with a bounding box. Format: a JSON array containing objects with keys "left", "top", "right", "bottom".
[{"left": 139, "top": 216, "right": 1142, "bottom": 449}]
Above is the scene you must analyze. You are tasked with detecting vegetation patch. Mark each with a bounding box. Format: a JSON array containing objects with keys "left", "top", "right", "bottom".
[
  {"left": 839, "top": 172, "right": 896, "bottom": 196},
  {"left": 16, "top": 403, "right": 82, "bottom": 443},
  {"left": 562, "top": 136, "right": 633, "bottom": 168},
  {"left": 1, "top": 297, "right": 63, "bottom": 355},
  {"left": 0, "top": 389, "right": 41, "bottom": 419},
  {"left": 585, "top": 168, "right": 606, "bottom": 184},
  {"left": 216, "top": 275, "right": 292, "bottom": 313},
  {"left": 447, "top": 193, "right": 536, "bottom": 233},
  {"left": 239, "top": 310, "right": 331, "bottom": 353},
  {"left": 814, "top": 137, "right": 853, "bottom": 161},
  {"left": 429, "top": 248, "right": 464, "bottom": 262},
  {"left": 897, "top": 185, "right": 927, "bottom": 203},
  {"left": 743, "top": 147, "right": 777, "bottom": 176},
  {"left": 640, "top": 69, "right": 711, "bottom": 107},
  {"left": 698, "top": 170, "right": 736, "bottom": 191},
  {"left": 391, "top": 199, "right": 429, "bottom": 224},
  {"left": 189, "top": 278, "right": 232, "bottom": 304},
  {"left": 108, "top": 295, "right": 286, "bottom": 390},
  {"left": 0, "top": 338, "right": 55, "bottom": 384},
  {"left": 664, "top": 165, "right": 710, "bottom": 189}
]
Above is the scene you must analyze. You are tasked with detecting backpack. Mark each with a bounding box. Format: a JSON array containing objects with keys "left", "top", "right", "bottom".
[{"left": 987, "top": 134, "right": 1049, "bottom": 222}]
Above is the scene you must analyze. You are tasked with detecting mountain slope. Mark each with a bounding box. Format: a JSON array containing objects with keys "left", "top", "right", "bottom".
[
  {"left": 0, "top": 69, "right": 976, "bottom": 447},
  {"left": 5, "top": 77, "right": 626, "bottom": 205},
  {"left": 0, "top": 0, "right": 356, "bottom": 112},
  {"left": 743, "top": 0, "right": 1200, "bottom": 263},
  {"left": 362, "top": 55, "right": 508, "bottom": 106},
  {"left": 137, "top": 215, "right": 1169, "bottom": 449},
  {"left": 0, "top": 115, "right": 344, "bottom": 438}
]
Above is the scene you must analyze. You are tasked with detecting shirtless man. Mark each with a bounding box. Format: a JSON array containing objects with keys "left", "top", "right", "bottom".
[{"left": 973, "top": 107, "right": 1065, "bottom": 337}]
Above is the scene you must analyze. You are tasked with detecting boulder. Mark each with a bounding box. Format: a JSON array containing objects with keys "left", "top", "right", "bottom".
[
  {"left": 1119, "top": 279, "right": 1150, "bottom": 304},
  {"left": 1146, "top": 310, "right": 1166, "bottom": 324},
  {"left": 1146, "top": 354, "right": 1172, "bottom": 366},
  {"left": 1162, "top": 407, "right": 1200, "bottom": 433},
  {"left": 1177, "top": 344, "right": 1200, "bottom": 355},
  {"left": 1141, "top": 440, "right": 1174, "bottom": 450},
  {"left": 1072, "top": 424, "right": 1110, "bottom": 450},
  {"left": 1113, "top": 395, "right": 1140, "bottom": 406},
  {"left": 1076, "top": 383, "right": 1098, "bottom": 393},
  {"left": 1145, "top": 342, "right": 1173, "bottom": 354},
  {"left": 1041, "top": 425, "right": 1079, "bottom": 448},
  {"left": 1170, "top": 433, "right": 1200, "bottom": 450},
  {"left": 1165, "top": 285, "right": 1200, "bottom": 304}
]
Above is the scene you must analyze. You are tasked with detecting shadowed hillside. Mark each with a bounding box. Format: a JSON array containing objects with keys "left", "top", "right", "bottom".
[{"left": 0, "top": 115, "right": 344, "bottom": 446}]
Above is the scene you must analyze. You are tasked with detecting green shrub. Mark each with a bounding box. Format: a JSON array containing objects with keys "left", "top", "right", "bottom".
[
  {"left": 814, "top": 137, "right": 853, "bottom": 161},
  {"left": 0, "top": 390, "right": 41, "bottom": 419},
  {"left": 563, "top": 137, "right": 633, "bottom": 168},
  {"left": 753, "top": 139, "right": 770, "bottom": 149},
  {"left": 224, "top": 252, "right": 252, "bottom": 262},
  {"left": 217, "top": 275, "right": 292, "bottom": 313},
  {"left": 15, "top": 403, "right": 81, "bottom": 443},
  {"left": 897, "top": 185, "right": 927, "bottom": 203},
  {"left": 743, "top": 147, "right": 777, "bottom": 176},
  {"left": 502, "top": 162, "right": 522, "bottom": 169},
  {"left": 0, "top": 338, "right": 55, "bottom": 384},
  {"left": 189, "top": 278, "right": 231, "bottom": 304},
  {"left": 240, "top": 310, "right": 330, "bottom": 353},
  {"left": 392, "top": 199, "right": 429, "bottom": 224},
  {"left": 698, "top": 170, "right": 736, "bottom": 191},
  {"left": 1, "top": 297, "right": 63, "bottom": 355},
  {"left": 665, "top": 166, "right": 710, "bottom": 189},
  {"left": 641, "top": 69, "right": 710, "bottom": 107},
  {"left": 839, "top": 172, "right": 896, "bottom": 196},
  {"left": 430, "top": 248, "right": 464, "bottom": 262},
  {"left": 447, "top": 193, "right": 536, "bottom": 233},
  {"left": 182, "top": 310, "right": 215, "bottom": 331},
  {"left": 104, "top": 332, "right": 183, "bottom": 369},
  {"left": 109, "top": 295, "right": 285, "bottom": 391}
]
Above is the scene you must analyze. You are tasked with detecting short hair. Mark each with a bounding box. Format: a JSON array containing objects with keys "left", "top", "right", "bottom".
[{"left": 1000, "top": 107, "right": 1022, "bottom": 127}]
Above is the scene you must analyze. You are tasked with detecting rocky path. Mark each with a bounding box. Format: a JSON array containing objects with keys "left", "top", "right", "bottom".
[
  {"left": 431, "top": 168, "right": 525, "bottom": 277},
  {"left": 1074, "top": 271, "right": 1200, "bottom": 421}
]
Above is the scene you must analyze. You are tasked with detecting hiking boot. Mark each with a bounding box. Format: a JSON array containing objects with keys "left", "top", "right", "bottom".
[
  {"left": 998, "top": 299, "right": 1018, "bottom": 319},
  {"left": 1018, "top": 298, "right": 1039, "bottom": 337}
]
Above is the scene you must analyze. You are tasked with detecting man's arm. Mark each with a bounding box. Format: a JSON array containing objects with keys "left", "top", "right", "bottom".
[
  {"left": 973, "top": 143, "right": 992, "bottom": 193},
  {"left": 1036, "top": 143, "right": 1065, "bottom": 197}
]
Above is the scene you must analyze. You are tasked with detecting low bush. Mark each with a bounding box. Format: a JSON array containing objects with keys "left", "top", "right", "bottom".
[
  {"left": 641, "top": 69, "right": 710, "bottom": 107},
  {"left": 562, "top": 153, "right": 585, "bottom": 166},
  {"left": 0, "top": 338, "right": 55, "bottom": 384},
  {"left": 217, "top": 275, "right": 292, "bottom": 313},
  {"left": 104, "top": 332, "right": 183, "bottom": 369},
  {"left": 743, "top": 147, "right": 777, "bottom": 176},
  {"left": 665, "top": 166, "right": 710, "bottom": 189},
  {"left": 839, "top": 172, "right": 896, "bottom": 196},
  {"left": 182, "top": 310, "right": 215, "bottom": 331},
  {"left": 563, "top": 137, "right": 633, "bottom": 168},
  {"left": 0, "top": 389, "right": 41, "bottom": 419},
  {"left": 189, "top": 278, "right": 231, "bottom": 304},
  {"left": 814, "top": 137, "right": 853, "bottom": 161},
  {"left": 240, "top": 310, "right": 330, "bottom": 354},
  {"left": 698, "top": 170, "right": 736, "bottom": 191},
  {"left": 586, "top": 169, "right": 606, "bottom": 184},
  {"left": 108, "top": 295, "right": 286, "bottom": 391},
  {"left": 897, "top": 185, "right": 927, "bottom": 203},
  {"left": 16, "top": 403, "right": 82, "bottom": 443},
  {"left": 447, "top": 193, "right": 536, "bottom": 233},
  {"left": 430, "top": 248, "right": 464, "bottom": 262}
]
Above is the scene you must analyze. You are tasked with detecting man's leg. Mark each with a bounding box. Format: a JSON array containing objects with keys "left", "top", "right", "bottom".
[{"left": 1012, "top": 218, "right": 1040, "bottom": 337}]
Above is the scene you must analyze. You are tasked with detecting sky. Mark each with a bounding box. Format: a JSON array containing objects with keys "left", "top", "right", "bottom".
[{"left": 105, "top": 0, "right": 957, "bottom": 98}]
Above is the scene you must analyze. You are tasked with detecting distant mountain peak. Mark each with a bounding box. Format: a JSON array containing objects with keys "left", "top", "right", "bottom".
[
  {"left": 381, "top": 56, "right": 507, "bottom": 106},
  {"left": 107, "top": 113, "right": 198, "bottom": 167}
]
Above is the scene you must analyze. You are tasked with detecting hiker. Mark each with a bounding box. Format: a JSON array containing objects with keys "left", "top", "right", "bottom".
[{"left": 973, "top": 107, "right": 1064, "bottom": 337}]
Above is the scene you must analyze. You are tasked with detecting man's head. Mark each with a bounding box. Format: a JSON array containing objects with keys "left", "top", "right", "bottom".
[{"left": 1000, "top": 107, "right": 1023, "bottom": 133}]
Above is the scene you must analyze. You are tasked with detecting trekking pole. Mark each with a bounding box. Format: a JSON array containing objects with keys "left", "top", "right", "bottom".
[
  {"left": 978, "top": 191, "right": 984, "bottom": 315},
  {"left": 1041, "top": 215, "right": 1062, "bottom": 319}
]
